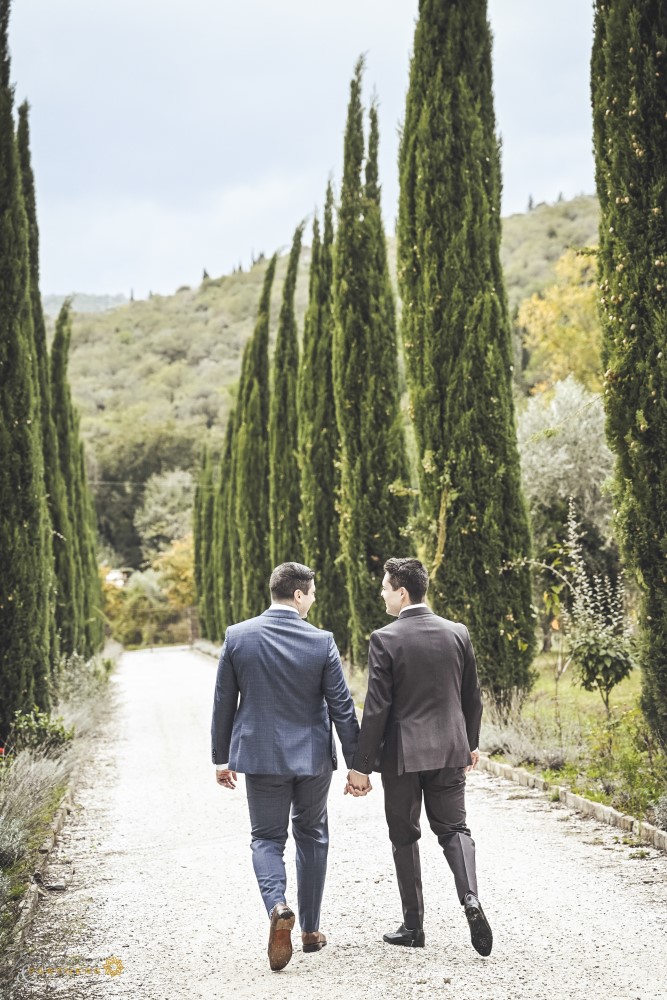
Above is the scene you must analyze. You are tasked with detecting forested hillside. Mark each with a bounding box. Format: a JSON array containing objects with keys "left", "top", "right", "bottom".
[{"left": 50, "top": 194, "right": 598, "bottom": 565}]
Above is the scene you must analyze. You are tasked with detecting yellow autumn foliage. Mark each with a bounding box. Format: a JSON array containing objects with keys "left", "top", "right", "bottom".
[{"left": 518, "top": 249, "right": 602, "bottom": 393}]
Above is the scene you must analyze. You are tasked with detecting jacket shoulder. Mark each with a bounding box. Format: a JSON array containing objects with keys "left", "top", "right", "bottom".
[
  {"left": 300, "top": 619, "right": 332, "bottom": 638},
  {"left": 225, "top": 614, "right": 265, "bottom": 636},
  {"left": 380, "top": 614, "right": 468, "bottom": 638}
]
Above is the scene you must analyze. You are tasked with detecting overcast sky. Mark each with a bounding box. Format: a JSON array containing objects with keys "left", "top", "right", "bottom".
[{"left": 9, "top": 1, "right": 595, "bottom": 298}]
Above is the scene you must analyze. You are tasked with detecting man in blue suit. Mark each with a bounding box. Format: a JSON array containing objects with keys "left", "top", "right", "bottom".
[{"left": 211, "top": 561, "right": 360, "bottom": 971}]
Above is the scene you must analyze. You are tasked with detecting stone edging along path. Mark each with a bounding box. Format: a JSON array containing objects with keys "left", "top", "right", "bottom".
[
  {"left": 194, "top": 638, "right": 667, "bottom": 855},
  {"left": 476, "top": 753, "right": 667, "bottom": 852}
]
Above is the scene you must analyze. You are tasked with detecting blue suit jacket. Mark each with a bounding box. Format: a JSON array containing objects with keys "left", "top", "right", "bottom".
[{"left": 211, "top": 609, "right": 360, "bottom": 776}]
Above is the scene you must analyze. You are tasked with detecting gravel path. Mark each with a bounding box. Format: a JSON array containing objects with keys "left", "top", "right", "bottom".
[{"left": 9, "top": 646, "right": 667, "bottom": 1000}]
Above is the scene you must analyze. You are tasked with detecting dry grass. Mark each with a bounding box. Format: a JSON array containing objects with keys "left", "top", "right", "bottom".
[{"left": 0, "top": 648, "right": 118, "bottom": 968}]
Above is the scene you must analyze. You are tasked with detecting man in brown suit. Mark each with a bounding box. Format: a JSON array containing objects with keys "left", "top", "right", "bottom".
[{"left": 346, "top": 557, "right": 492, "bottom": 956}]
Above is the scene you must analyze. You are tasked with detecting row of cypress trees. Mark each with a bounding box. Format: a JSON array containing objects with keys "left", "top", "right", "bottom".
[
  {"left": 194, "top": 58, "right": 411, "bottom": 664},
  {"left": 194, "top": 7, "right": 537, "bottom": 707},
  {"left": 0, "top": 0, "right": 102, "bottom": 740},
  {"left": 196, "top": 6, "right": 537, "bottom": 710}
]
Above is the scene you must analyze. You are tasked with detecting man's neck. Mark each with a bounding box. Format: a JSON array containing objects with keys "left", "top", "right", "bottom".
[
  {"left": 269, "top": 601, "right": 299, "bottom": 614},
  {"left": 398, "top": 602, "right": 429, "bottom": 616}
]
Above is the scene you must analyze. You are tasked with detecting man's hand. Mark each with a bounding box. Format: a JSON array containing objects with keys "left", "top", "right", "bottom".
[
  {"left": 466, "top": 748, "right": 480, "bottom": 773},
  {"left": 216, "top": 769, "right": 238, "bottom": 789},
  {"left": 344, "top": 769, "right": 372, "bottom": 797}
]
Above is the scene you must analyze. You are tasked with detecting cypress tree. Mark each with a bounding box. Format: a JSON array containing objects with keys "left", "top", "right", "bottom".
[
  {"left": 235, "top": 255, "right": 277, "bottom": 618},
  {"left": 397, "top": 1, "right": 535, "bottom": 710},
  {"left": 592, "top": 0, "right": 667, "bottom": 740},
  {"left": 193, "top": 446, "right": 204, "bottom": 626},
  {"left": 269, "top": 223, "right": 304, "bottom": 566},
  {"left": 75, "top": 421, "right": 103, "bottom": 657},
  {"left": 298, "top": 186, "right": 348, "bottom": 650},
  {"left": 50, "top": 305, "right": 102, "bottom": 658},
  {"left": 0, "top": 0, "right": 51, "bottom": 736},
  {"left": 18, "top": 100, "right": 71, "bottom": 672},
  {"left": 202, "top": 452, "right": 217, "bottom": 638},
  {"left": 194, "top": 446, "right": 214, "bottom": 638},
  {"left": 212, "top": 414, "right": 235, "bottom": 637},
  {"left": 333, "top": 60, "right": 411, "bottom": 666},
  {"left": 50, "top": 302, "right": 86, "bottom": 656}
]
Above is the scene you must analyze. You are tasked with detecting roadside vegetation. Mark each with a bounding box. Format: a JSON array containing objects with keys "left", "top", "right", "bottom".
[
  {"left": 0, "top": 651, "right": 116, "bottom": 973},
  {"left": 481, "top": 651, "right": 667, "bottom": 828}
]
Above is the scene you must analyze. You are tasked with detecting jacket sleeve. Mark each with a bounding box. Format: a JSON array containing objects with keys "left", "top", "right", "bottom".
[
  {"left": 211, "top": 632, "right": 239, "bottom": 765},
  {"left": 322, "top": 634, "right": 360, "bottom": 769},
  {"left": 351, "top": 629, "right": 393, "bottom": 774},
  {"left": 461, "top": 626, "right": 483, "bottom": 752}
]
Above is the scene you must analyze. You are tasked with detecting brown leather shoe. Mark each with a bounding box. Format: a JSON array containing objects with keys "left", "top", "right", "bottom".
[
  {"left": 302, "top": 930, "right": 327, "bottom": 953},
  {"left": 268, "top": 903, "right": 295, "bottom": 971}
]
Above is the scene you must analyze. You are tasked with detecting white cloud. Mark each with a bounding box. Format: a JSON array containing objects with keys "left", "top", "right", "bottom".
[
  {"left": 39, "top": 170, "right": 324, "bottom": 297},
  {"left": 12, "top": 0, "right": 595, "bottom": 294}
]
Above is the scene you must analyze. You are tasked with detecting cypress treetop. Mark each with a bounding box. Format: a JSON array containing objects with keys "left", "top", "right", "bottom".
[{"left": 269, "top": 222, "right": 304, "bottom": 567}]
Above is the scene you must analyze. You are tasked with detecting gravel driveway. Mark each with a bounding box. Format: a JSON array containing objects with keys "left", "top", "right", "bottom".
[{"left": 8, "top": 646, "right": 667, "bottom": 1000}]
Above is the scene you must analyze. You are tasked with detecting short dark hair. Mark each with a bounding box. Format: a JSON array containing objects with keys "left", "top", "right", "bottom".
[
  {"left": 383, "top": 557, "right": 429, "bottom": 603},
  {"left": 269, "top": 562, "right": 315, "bottom": 601}
]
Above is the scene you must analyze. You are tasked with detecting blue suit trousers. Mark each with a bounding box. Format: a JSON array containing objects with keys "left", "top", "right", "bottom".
[{"left": 245, "top": 772, "right": 332, "bottom": 933}]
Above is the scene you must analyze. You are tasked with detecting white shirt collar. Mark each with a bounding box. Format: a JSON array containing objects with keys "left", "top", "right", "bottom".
[
  {"left": 398, "top": 602, "right": 429, "bottom": 616},
  {"left": 268, "top": 602, "right": 300, "bottom": 614}
]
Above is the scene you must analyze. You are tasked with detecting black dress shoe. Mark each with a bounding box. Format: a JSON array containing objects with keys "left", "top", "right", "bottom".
[
  {"left": 383, "top": 923, "right": 425, "bottom": 947},
  {"left": 463, "top": 892, "right": 493, "bottom": 956}
]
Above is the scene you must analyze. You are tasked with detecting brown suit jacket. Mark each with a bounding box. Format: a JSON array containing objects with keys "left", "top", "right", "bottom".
[{"left": 351, "top": 607, "right": 483, "bottom": 775}]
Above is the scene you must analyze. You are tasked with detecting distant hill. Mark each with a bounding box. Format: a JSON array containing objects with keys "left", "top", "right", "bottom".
[
  {"left": 500, "top": 195, "right": 599, "bottom": 312},
  {"left": 45, "top": 194, "right": 599, "bottom": 563},
  {"left": 43, "top": 292, "right": 128, "bottom": 317}
]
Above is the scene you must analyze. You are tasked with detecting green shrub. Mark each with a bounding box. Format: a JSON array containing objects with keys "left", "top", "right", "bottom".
[
  {"left": 585, "top": 709, "right": 667, "bottom": 817},
  {"left": 8, "top": 707, "right": 74, "bottom": 755}
]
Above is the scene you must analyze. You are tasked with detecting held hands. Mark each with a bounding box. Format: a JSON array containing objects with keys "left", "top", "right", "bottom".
[
  {"left": 344, "top": 769, "right": 372, "bottom": 797},
  {"left": 215, "top": 769, "right": 238, "bottom": 789},
  {"left": 466, "top": 749, "right": 480, "bottom": 774}
]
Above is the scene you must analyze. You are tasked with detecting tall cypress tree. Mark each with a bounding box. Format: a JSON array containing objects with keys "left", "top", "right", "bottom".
[
  {"left": 193, "top": 446, "right": 204, "bottom": 628},
  {"left": 50, "top": 302, "right": 86, "bottom": 656},
  {"left": 212, "top": 414, "right": 235, "bottom": 637},
  {"left": 333, "top": 60, "right": 411, "bottom": 666},
  {"left": 269, "top": 223, "right": 304, "bottom": 566},
  {"left": 75, "top": 419, "right": 103, "bottom": 658},
  {"left": 0, "top": 0, "right": 51, "bottom": 736},
  {"left": 50, "top": 304, "right": 103, "bottom": 658},
  {"left": 235, "top": 255, "right": 277, "bottom": 618},
  {"left": 194, "top": 446, "right": 215, "bottom": 638},
  {"left": 592, "top": 0, "right": 667, "bottom": 740},
  {"left": 18, "top": 100, "right": 72, "bottom": 672},
  {"left": 298, "top": 186, "right": 348, "bottom": 650},
  {"left": 397, "top": 0, "right": 535, "bottom": 710}
]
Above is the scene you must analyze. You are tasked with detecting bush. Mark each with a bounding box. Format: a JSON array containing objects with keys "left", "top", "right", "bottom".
[
  {"left": 0, "top": 750, "right": 72, "bottom": 864},
  {"left": 8, "top": 708, "right": 74, "bottom": 755},
  {"left": 563, "top": 501, "right": 637, "bottom": 715},
  {"left": 585, "top": 709, "right": 667, "bottom": 818},
  {"left": 480, "top": 699, "right": 586, "bottom": 772}
]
